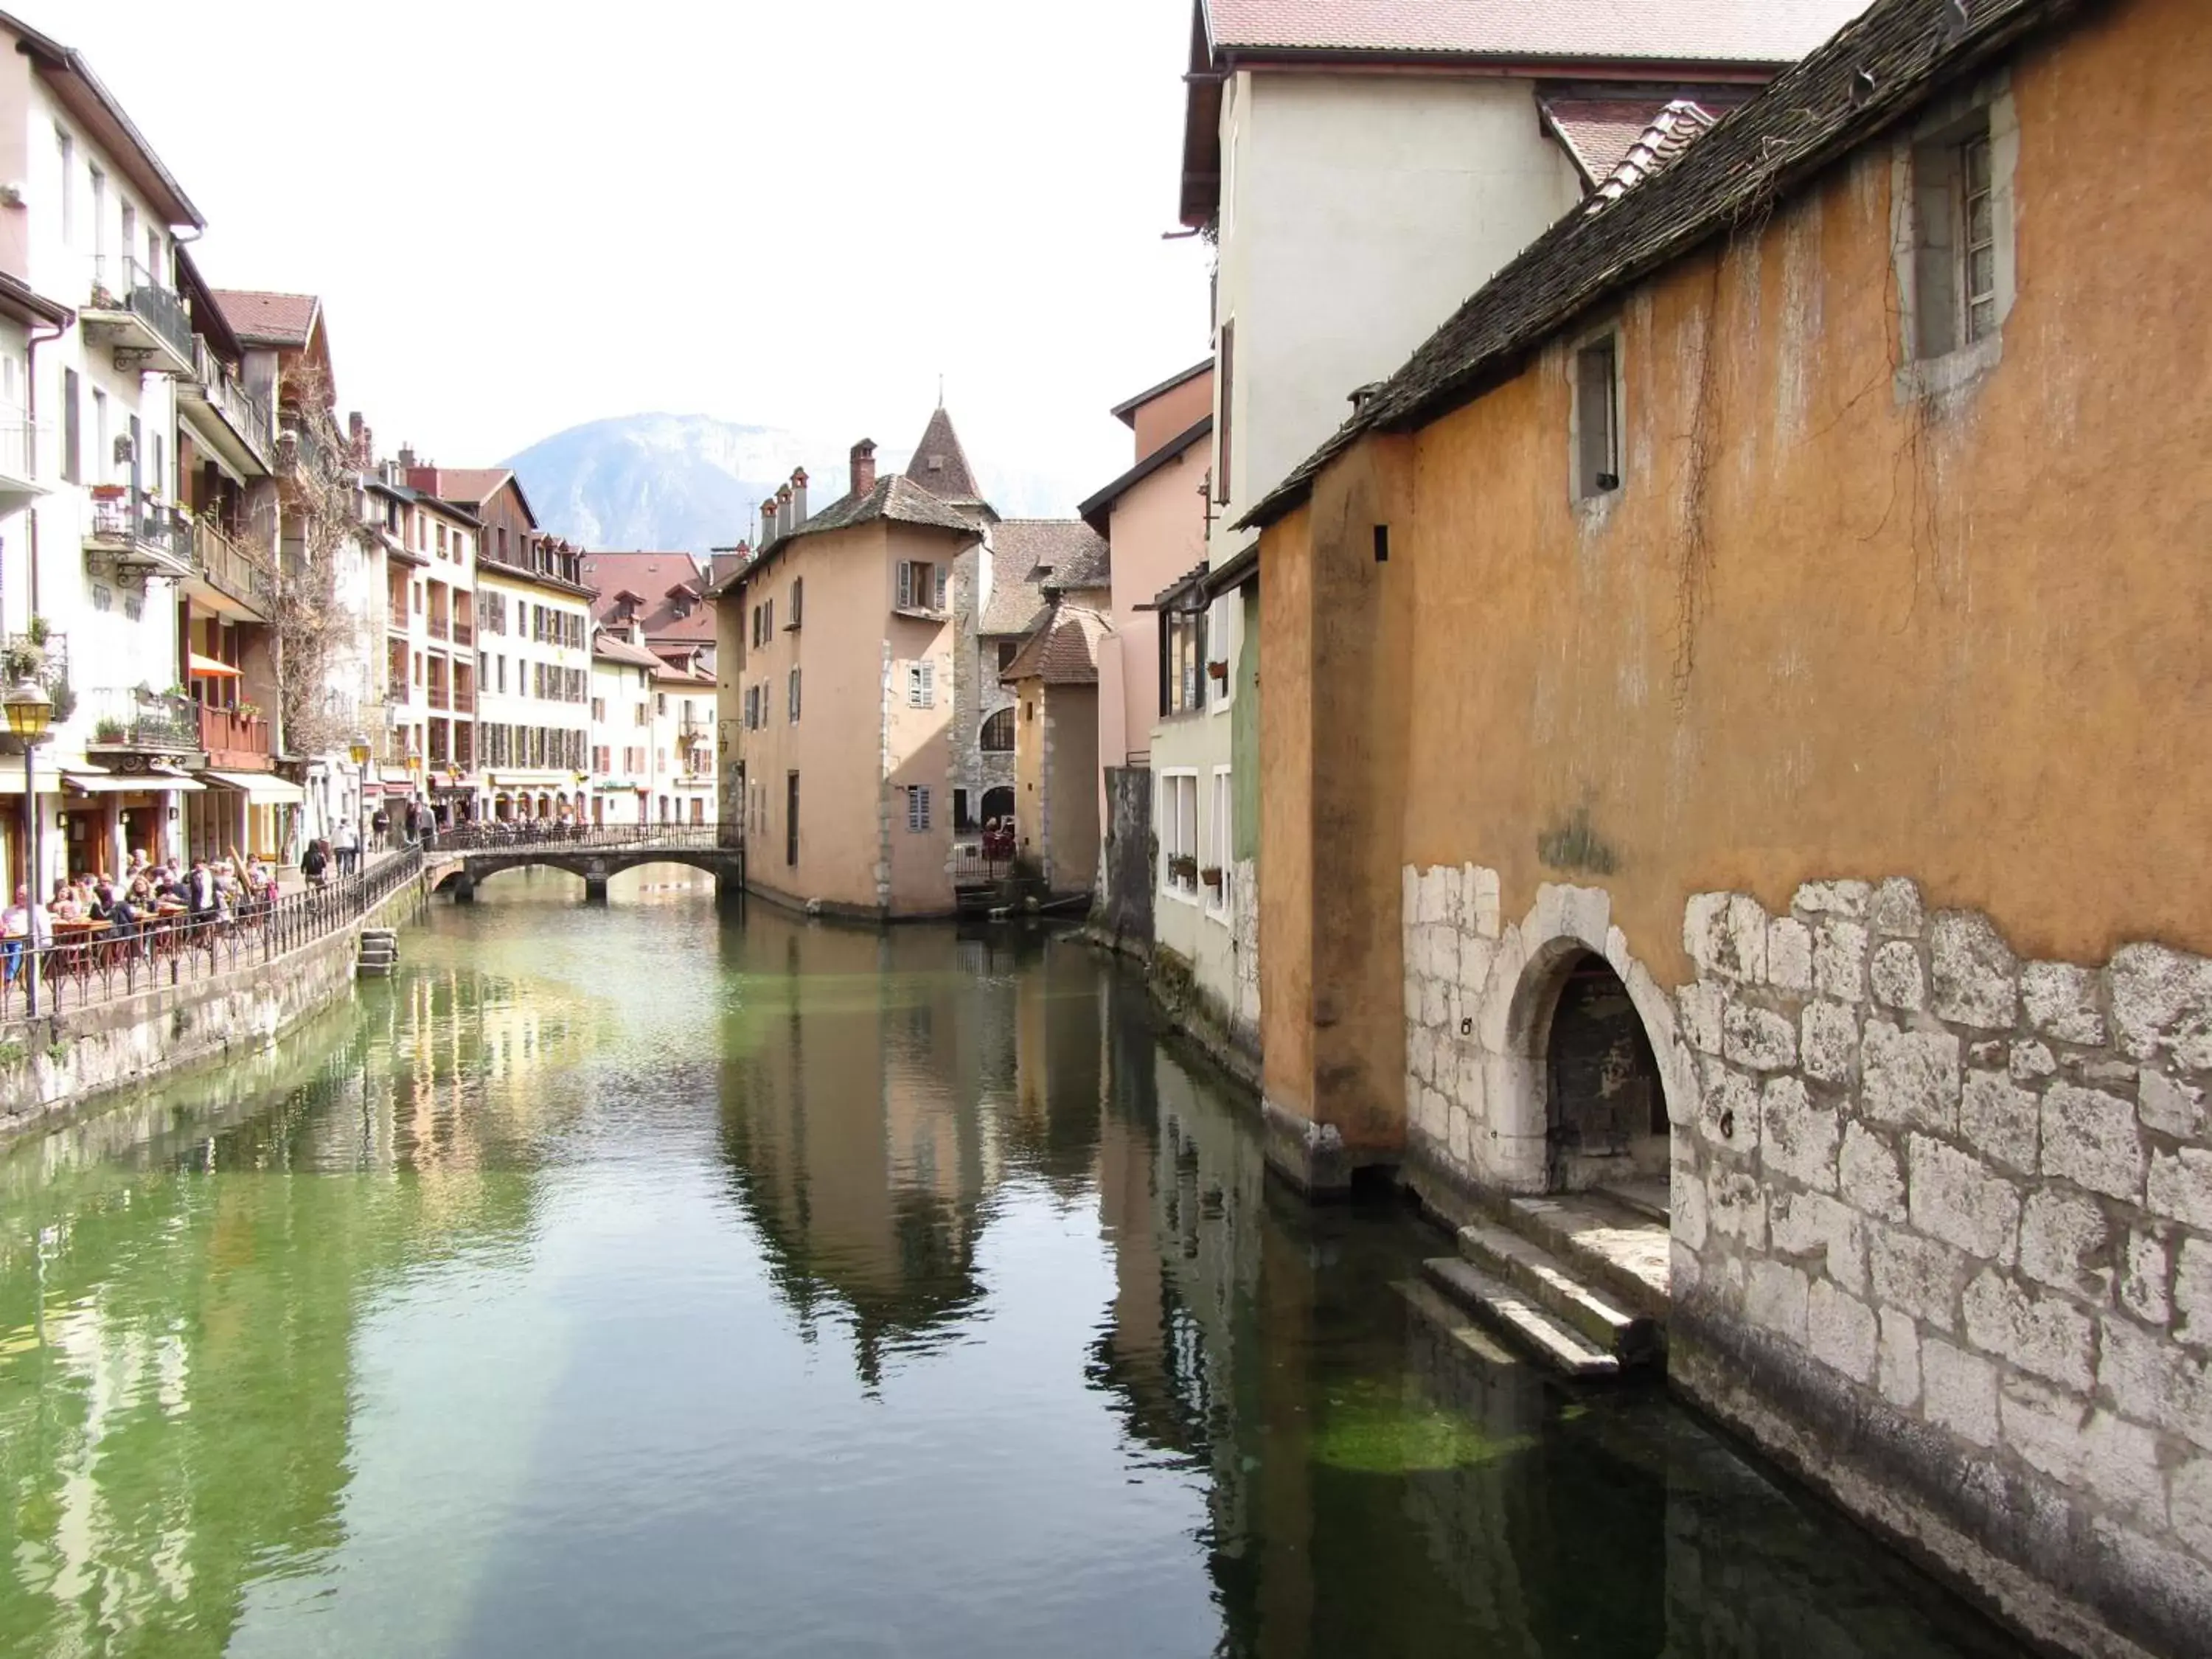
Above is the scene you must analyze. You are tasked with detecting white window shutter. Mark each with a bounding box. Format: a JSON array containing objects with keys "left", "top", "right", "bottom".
[
  {"left": 897, "top": 562, "right": 913, "bottom": 608},
  {"left": 934, "top": 564, "right": 948, "bottom": 612}
]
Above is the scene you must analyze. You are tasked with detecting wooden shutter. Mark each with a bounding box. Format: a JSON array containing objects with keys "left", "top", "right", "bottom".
[{"left": 896, "top": 562, "right": 913, "bottom": 608}]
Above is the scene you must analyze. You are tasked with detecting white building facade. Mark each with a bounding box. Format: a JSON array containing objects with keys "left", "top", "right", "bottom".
[{"left": 474, "top": 554, "right": 592, "bottom": 824}]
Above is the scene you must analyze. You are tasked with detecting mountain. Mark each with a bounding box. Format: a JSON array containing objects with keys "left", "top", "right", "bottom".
[{"left": 504, "top": 413, "right": 1091, "bottom": 555}]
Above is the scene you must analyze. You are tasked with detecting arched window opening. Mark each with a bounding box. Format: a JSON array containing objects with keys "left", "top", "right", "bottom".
[
  {"left": 1545, "top": 952, "right": 1669, "bottom": 1192},
  {"left": 980, "top": 708, "right": 1015, "bottom": 753}
]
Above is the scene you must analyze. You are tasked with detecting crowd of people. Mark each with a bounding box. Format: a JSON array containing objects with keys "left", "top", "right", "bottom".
[{"left": 0, "top": 849, "right": 291, "bottom": 979}]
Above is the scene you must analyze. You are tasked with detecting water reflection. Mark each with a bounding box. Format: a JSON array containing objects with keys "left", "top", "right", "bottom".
[{"left": 0, "top": 880, "right": 2023, "bottom": 1658}]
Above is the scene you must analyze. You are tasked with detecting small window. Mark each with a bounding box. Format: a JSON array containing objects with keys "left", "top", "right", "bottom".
[
  {"left": 1573, "top": 334, "right": 1620, "bottom": 500},
  {"left": 787, "top": 667, "right": 801, "bottom": 723},
  {"left": 980, "top": 708, "right": 1015, "bottom": 752},
  {"left": 790, "top": 577, "right": 804, "bottom": 628},
  {"left": 907, "top": 785, "right": 932, "bottom": 832},
  {"left": 1908, "top": 109, "right": 2008, "bottom": 363},
  {"left": 1215, "top": 320, "right": 1235, "bottom": 505},
  {"left": 896, "top": 560, "right": 946, "bottom": 613},
  {"left": 997, "top": 640, "right": 1018, "bottom": 672},
  {"left": 907, "top": 661, "right": 936, "bottom": 709},
  {"left": 954, "top": 788, "right": 974, "bottom": 832}
]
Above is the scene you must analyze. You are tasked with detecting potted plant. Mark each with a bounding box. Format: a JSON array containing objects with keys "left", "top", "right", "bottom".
[
  {"left": 89, "top": 482, "right": 128, "bottom": 501},
  {"left": 1206, "top": 658, "right": 1229, "bottom": 682},
  {"left": 1168, "top": 852, "right": 1199, "bottom": 887},
  {"left": 93, "top": 717, "right": 126, "bottom": 744},
  {"left": 1200, "top": 865, "right": 1225, "bottom": 893}
]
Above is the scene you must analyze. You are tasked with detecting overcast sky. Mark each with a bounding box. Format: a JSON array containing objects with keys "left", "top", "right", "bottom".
[{"left": 45, "top": 0, "right": 1212, "bottom": 508}]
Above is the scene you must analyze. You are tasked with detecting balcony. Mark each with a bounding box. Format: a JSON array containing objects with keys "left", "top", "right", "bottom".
[
  {"left": 426, "top": 615, "right": 451, "bottom": 641},
  {"left": 452, "top": 686, "right": 476, "bottom": 714},
  {"left": 85, "top": 493, "right": 194, "bottom": 580},
  {"left": 453, "top": 618, "right": 474, "bottom": 647},
  {"left": 184, "top": 518, "right": 274, "bottom": 620},
  {"left": 426, "top": 685, "right": 451, "bottom": 712},
  {"left": 0, "top": 420, "right": 43, "bottom": 509},
  {"left": 198, "top": 702, "right": 274, "bottom": 771},
  {"left": 79, "top": 257, "right": 195, "bottom": 377},
  {"left": 86, "top": 686, "right": 201, "bottom": 759},
  {"left": 177, "top": 338, "right": 276, "bottom": 477},
  {"left": 277, "top": 417, "right": 330, "bottom": 484}
]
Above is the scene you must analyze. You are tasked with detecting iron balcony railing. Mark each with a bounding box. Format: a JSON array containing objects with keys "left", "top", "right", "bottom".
[
  {"left": 89, "top": 257, "right": 195, "bottom": 366},
  {"left": 1, "top": 848, "right": 428, "bottom": 1023},
  {"left": 452, "top": 619, "right": 474, "bottom": 647},
  {"left": 89, "top": 495, "right": 194, "bottom": 566},
  {"left": 86, "top": 687, "right": 200, "bottom": 752}
]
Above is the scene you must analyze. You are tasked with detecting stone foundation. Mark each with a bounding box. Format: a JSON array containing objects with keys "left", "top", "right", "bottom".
[{"left": 1671, "top": 878, "right": 2211, "bottom": 1659}]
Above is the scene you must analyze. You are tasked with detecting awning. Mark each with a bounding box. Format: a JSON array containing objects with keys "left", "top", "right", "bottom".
[
  {"left": 187, "top": 653, "right": 241, "bottom": 679},
  {"left": 62, "top": 769, "right": 145, "bottom": 796},
  {"left": 138, "top": 772, "right": 206, "bottom": 793},
  {"left": 199, "top": 770, "right": 307, "bottom": 804}
]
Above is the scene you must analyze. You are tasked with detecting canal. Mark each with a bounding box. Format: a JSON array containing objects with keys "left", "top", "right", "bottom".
[{"left": 0, "top": 872, "right": 2027, "bottom": 1658}]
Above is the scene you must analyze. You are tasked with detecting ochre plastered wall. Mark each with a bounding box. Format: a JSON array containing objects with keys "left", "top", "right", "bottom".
[{"left": 1260, "top": 0, "right": 2212, "bottom": 1166}]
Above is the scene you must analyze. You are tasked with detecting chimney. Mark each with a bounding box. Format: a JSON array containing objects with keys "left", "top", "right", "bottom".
[
  {"left": 775, "top": 482, "right": 793, "bottom": 538},
  {"left": 347, "top": 411, "right": 367, "bottom": 465},
  {"left": 397, "top": 444, "right": 417, "bottom": 470},
  {"left": 789, "top": 467, "right": 809, "bottom": 529},
  {"left": 850, "top": 438, "right": 877, "bottom": 498},
  {"left": 759, "top": 496, "right": 778, "bottom": 546}
]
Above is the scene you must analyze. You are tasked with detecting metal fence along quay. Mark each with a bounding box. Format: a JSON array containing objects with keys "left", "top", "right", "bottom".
[{"left": 1, "top": 849, "right": 426, "bottom": 1023}]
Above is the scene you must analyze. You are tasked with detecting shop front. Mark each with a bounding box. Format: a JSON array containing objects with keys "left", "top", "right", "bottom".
[{"left": 192, "top": 770, "right": 307, "bottom": 864}]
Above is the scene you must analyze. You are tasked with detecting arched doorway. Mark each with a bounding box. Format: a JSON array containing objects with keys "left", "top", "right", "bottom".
[
  {"left": 1543, "top": 951, "right": 1668, "bottom": 1192},
  {"left": 979, "top": 785, "right": 1013, "bottom": 826}
]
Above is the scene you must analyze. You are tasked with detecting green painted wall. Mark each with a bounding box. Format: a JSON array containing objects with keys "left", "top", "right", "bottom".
[{"left": 1232, "top": 583, "right": 1259, "bottom": 862}]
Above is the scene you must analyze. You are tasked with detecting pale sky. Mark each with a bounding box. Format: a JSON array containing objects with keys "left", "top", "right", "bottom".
[{"left": 41, "top": 0, "right": 1213, "bottom": 509}]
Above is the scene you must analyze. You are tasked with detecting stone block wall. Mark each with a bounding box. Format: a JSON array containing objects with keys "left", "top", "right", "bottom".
[
  {"left": 1096, "top": 766, "right": 1154, "bottom": 950},
  {"left": 1228, "top": 857, "right": 1260, "bottom": 1054},
  {"left": 1672, "top": 877, "right": 2212, "bottom": 1659}
]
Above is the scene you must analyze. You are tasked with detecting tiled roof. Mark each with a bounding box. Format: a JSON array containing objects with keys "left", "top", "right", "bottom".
[
  {"left": 1242, "top": 0, "right": 2074, "bottom": 532},
  {"left": 210, "top": 289, "right": 318, "bottom": 347},
  {"left": 580, "top": 550, "right": 717, "bottom": 644},
  {"left": 981, "top": 521, "right": 1108, "bottom": 634},
  {"left": 723, "top": 472, "right": 981, "bottom": 594},
  {"left": 1200, "top": 0, "right": 1871, "bottom": 63},
  {"left": 1585, "top": 99, "right": 1721, "bottom": 206},
  {"left": 1540, "top": 91, "right": 1744, "bottom": 184},
  {"left": 1001, "top": 600, "right": 1110, "bottom": 686},
  {"left": 593, "top": 632, "right": 665, "bottom": 670},
  {"left": 903, "top": 407, "right": 986, "bottom": 505}
]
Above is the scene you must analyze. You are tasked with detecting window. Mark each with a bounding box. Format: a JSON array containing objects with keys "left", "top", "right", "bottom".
[
  {"left": 786, "top": 772, "right": 800, "bottom": 866},
  {"left": 60, "top": 369, "right": 80, "bottom": 482},
  {"left": 437, "top": 524, "right": 448, "bottom": 556},
  {"left": 897, "top": 561, "right": 946, "bottom": 613},
  {"left": 787, "top": 668, "right": 801, "bottom": 723},
  {"left": 591, "top": 697, "right": 605, "bottom": 721},
  {"left": 1906, "top": 104, "right": 2011, "bottom": 364},
  {"left": 1215, "top": 320, "right": 1234, "bottom": 504},
  {"left": 88, "top": 166, "right": 106, "bottom": 265},
  {"left": 997, "top": 640, "right": 1018, "bottom": 673},
  {"left": 1207, "top": 768, "right": 1234, "bottom": 919},
  {"left": 954, "top": 788, "right": 973, "bottom": 832},
  {"left": 91, "top": 389, "right": 108, "bottom": 483},
  {"left": 655, "top": 692, "right": 668, "bottom": 716},
  {"left": 980, "top": 707, "right": 1015, "bottom": 752},
  {"left": 1160, "top": 771, "right": 1199, "bottom": 897},
  {"left": 907, "top": 786, "right": 932, "bottom": 832},
  {"left": 1159, "top": 605, "right": 1206, "bottom": 717},
  {"left": 907, "top": 660, "right": 936, "bottom": 708},
  {"left": 121, "top": 204, "right": 135, "bottom": 272},
  {"left": 56, "top": 129, "right": 73, "bottom": 246},
  {"left": 1573, "top": 333, "right": 1621, "bottom": 500},
  {"left": 790, "top": 577, "right": 804, "bottom": 628}
]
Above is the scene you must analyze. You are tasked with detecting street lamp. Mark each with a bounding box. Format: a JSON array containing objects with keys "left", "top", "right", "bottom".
[{"left": 5, "top": 677, "right": 53, "bottom": 1018}]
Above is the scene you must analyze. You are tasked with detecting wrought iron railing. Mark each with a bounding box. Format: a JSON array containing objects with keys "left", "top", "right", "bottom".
[
  {"left": 88, "top": 495, "right": 193, "bottom": 563},
  {"left": 189, "top": 338, "right": 276, "bottom": 466},
  {"left": 1, "top": 848, "right": 426, "bottom": 1022},
  {"left": 86, "top": 687, "right": 199, "bottom": 752},
  {"left": 437, "top": 823, "right": 734, "bottom": 854}
]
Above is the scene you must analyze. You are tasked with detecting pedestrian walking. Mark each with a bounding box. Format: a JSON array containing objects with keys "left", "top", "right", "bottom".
[
  {"left": 372, "top": 804, "right": 391, "bottom": 851},
  {"left": 334, "top": 818, "right": 360, "bottom": 877},
  {"left": 302, "top": 838, "right": 330, "bottom": 890}
]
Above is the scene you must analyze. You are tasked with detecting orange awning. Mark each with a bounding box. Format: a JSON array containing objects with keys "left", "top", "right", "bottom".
[{"left": 187, "top": 653, "right": 240, "bottom": 680}]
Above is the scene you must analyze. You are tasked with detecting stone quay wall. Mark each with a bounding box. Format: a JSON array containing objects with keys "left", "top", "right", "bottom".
[
  {"left": 0, "top": 871, "right": 436, "bottom": 1147},
  {"left": 1672, "top": 877, "right": 2210, "bottom": 1659}
]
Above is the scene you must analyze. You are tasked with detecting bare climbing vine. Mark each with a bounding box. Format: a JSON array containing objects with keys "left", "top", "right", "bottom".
[{"left": 268, "top": 363, "right": 364, "bottom": 762}]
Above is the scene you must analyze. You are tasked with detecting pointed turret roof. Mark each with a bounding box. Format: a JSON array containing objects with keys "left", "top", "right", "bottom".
[{"left": 903, "top": 406, "right": 986, "bottom": 508}]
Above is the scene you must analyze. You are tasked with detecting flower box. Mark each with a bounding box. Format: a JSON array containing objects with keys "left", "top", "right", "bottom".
[
  {"left": 1206, "top": 659, "right": 1229, "bottom": 681},
  {"left": 1200, "top": 866, "right": 1225, "bottom": 891}
]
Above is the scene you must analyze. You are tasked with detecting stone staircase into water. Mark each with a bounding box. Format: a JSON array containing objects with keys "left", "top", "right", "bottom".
[
  {"left": 356, "top": 928, "right": 399, "bottom": 979},
  {"left": 1416, "top": 1183, "right": 1671, "bottom": 1378}
]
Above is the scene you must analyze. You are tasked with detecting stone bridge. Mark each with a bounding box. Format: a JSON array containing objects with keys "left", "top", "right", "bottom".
[{"left": 427, "top": 826, "right": 745, "bottom": 904}]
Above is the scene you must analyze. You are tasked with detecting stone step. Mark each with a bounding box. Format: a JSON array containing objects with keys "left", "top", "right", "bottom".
[
  {"left": 355, "top": 962, "right": 396, "bottom": 978},
  {"left": 1457, "top": 1218, "right": 1659, "bottom": 1366},
  {"left": 1391, "top": 1276, "right": 1523, "bottom": 1368},
  {"left": 1496, "top": 1192, "right": 1672, "bottom": 1324},
  {"left": 1601, "top": 1178, "right": 1671, "bottom": 1227},
  {"left": 1420, "top": 1256, "right": 1621, "bottom": 1379}
]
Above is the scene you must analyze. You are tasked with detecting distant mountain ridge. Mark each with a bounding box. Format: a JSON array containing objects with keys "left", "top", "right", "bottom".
[{"left": 504, "top": 412, "right": 1086, "bottom": 555}]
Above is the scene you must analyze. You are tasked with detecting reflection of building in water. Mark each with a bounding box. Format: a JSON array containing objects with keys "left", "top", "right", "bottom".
[
  {"left": 716, "top": 911, "right": 1035, "bottom": 1386},
  {"left": 0, "top": 1012, "right": 540, "bottom": 1657},
  {"left": 1005, "top": 935, "right": 1108, "bottom": 1194}
]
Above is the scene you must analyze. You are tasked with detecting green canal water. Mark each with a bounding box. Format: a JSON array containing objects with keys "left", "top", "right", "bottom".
[{"left": 0, "top": 872, "right": 2027, "bottom": 1658}]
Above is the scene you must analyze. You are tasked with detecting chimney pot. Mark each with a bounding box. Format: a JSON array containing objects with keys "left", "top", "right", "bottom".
[
  {"left": 789, "top": 469, "right": 809, "bottom": 529},
  {"left": 849, "top": 438, "right": 877, "bottom": 498},
  {"left": 398, "top": 445, "right": 417, "bottom": 470}
]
